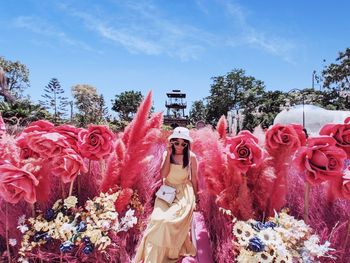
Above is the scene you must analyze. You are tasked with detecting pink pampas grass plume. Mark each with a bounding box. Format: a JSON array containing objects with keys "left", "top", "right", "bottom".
[
  {"left": 216, "top": 115, "right": 227, "bottom": 140},
  {"left": 265, "top": 124, "right": 306, "bottom": 215},
  {"left": 0, "top": 113, "right": 6, "bottom": 136},
  {"left": 122, "top": 91, "right": 152, "bottom": 147},
  {"left": 191, "top": 127, "right": 226, "bottom": 196}
]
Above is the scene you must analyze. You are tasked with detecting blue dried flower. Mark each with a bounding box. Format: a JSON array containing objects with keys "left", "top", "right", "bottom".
[
  {"left": 60, "top": 241, "right": 74, "bottom": 253},
  {"left": 77, "top": 221, "right": 87, "bottom": 232},
  {"left": 248, "top": 237, "right": 265, "bottom": 252},
  {"left": 33, "top": 232, "right": 47, "bottom": 242},
  {"left": 82, "top": 236, "right": 91, "bottom": 244},
  {"left": 252, "top": 222, "right": 265, "bottom": 232},
  {"left": 82, "top": 244, "right": 94, "bottom": 255},
  {"left": 43, "top": 233, "right": 53, "bottom": 242},
  {"left": 44, "top": 208, "right": 56, "bottom": 221},
  {"left": 264, "top": 221, "right": 277, "bottom": 229}
]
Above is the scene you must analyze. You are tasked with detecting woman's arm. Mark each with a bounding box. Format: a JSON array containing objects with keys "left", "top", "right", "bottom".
[
  {"left": 160, "top": 143, "right": 172, "bottom": 178},
  {"left": 190, "top": 154, "right": 199, "bottom": 201}
]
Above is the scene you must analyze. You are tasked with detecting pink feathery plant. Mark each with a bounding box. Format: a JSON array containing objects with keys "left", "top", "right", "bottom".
[
  {"left": 264, "top": 124, "right": 306, "bottom": 215},
  {"left": 0, "top": 113, "right": 6, "bottom": 136},
  {"left": 216, "top": 115, "right": 227, "bottom": 140}
]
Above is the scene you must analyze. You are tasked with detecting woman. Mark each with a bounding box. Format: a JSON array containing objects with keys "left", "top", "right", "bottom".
[{"left": 134, "top": 127, "right": 198, "bottom": 263}]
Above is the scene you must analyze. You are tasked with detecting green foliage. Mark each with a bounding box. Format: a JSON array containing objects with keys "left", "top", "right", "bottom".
[
  {"left": 255, "top": 90, "right": 286, "bottom": 129},
  {"left": 321, "top": 48, "right": 350, "bottom": 110},
  {"left": 322, "top": 48, "right": 350, "bottom": 91},
  {"left": 189, "top": 100, "right": 207, "bottom": 125},
  {"left": 0, "top": 100, "right": 50, "bottom": 127},
  {"left": 111, "top": 90, "right": 144, "bottom": 122},
  {"left": 206, "top": 69, "right": 265, "bottom": 130},
  {"left": 108, "top": 118, "right": 129, "bottom": 132},
  {"left": 71, "top": 84, "right": 108, "bottom": 127},
  {"left": 0, "top": 56, "right": 29, "bottom": 100},
  {"left": 39, "top": 78, "right": 68, "bottom": 124}
]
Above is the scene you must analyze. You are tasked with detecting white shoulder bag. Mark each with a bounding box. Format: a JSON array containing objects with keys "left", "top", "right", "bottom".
[{"left": 156, "top": 184, "right": 176, "bottom": 205}]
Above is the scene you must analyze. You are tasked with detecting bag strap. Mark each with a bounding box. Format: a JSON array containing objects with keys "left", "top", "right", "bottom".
[{"left": 189, "top": 151, "right": 192, "bottom": 180}]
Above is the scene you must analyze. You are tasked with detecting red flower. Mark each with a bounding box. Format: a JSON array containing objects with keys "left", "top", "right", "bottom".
[
  {"left": 225, "top": 131, "right": 263, "bottom": 173},
  {"left": 78, "top": 125, "right": 115, "bottom": 160},
  {"left": 295, "top": 136, "right": 347, "bottom": 185},
  {"left": 265, "top": 124, "right": 306, "bottom": 155},
  {"left": 320, "top": 120, "right": 350, "bottom": 158},
  {"left": 114, "top": 188, "right": 133, "bottom": 213},
  {"left": 51, "top": 149, "right": 87, "bottom": 183},
  {"left": 25, "top": 131, "right": 69, "bottom": 158},
  {"left": 0, "top": 163, "right": 39, "bottom": 204}
]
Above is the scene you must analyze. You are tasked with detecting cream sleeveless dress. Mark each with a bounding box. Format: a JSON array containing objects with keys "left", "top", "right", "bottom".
[{"left": 134, "top": 162, "right": 196, "bottom": 263}]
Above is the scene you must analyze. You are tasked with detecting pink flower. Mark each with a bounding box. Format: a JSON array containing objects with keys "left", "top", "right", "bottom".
[
  {"left": 320, "top": 120, "right": 350, "bottom": 158},
  {"left": 0, "top": 163, "right": 39, "bottom": 204},
  {"left": 341, "top": 171, "right": 350, "bottom": 200},
  {"left": 16, "top": 137, "right": 40, "bottom": 159},
  {"left": 225, "top": 131, "right": 263, "bottom": 173},
  {"left": 265, "top": 124, "right": 306, "bottom": 155},
  {"left": 25, "top": 131, "right": 69, "bottom": 158},
  {"left": 78, "top": 125, "right": 115, "bottom": 160},
  {"left": 53, "top": 125, "right": 82, "bottom": 153},
  {"left": 51, "top": 149, "right": 87, "bottom": 183},
  {"left": 295, "top": 136, "right": 347, "bottom": 185},
  {"left": 331, "top": 167, "right": 350, "bottom": 200},
  {"left": 22, "top": 120, "right": 54, "bottom": 133}
]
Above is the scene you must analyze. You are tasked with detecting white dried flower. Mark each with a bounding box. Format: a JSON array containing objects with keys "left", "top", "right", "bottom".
[
  {"left": 64, "top": 196, "right": 78, "bottom": 209},
  {"left": 9, "top": 238, "right": 17, "bottom": 246}
]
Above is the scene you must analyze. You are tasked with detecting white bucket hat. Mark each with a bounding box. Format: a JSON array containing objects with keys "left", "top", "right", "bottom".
[{"left": 168, "top": 127, "right": 193, "bottom": 142}]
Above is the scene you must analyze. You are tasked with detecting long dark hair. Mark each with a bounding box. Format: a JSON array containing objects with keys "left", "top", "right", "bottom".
[{"left": 170, "top": 139, "right": 190, "bottom": 169}]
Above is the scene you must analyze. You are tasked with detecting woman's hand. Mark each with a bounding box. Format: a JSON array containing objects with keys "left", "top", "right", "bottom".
[{"left": 166, "top": 142, "right": 173, "bottom": 155}]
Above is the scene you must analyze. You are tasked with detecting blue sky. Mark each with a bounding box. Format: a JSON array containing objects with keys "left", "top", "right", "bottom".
[{"left": 1, "top": 0, "right": 349, "bottom": 115}]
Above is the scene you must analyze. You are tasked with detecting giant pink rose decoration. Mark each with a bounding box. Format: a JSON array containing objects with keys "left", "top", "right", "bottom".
[
  {"left": 16, "top": 137, "right": 40, "bottom": 159},
  {"left": 331, "top": 167, "right": 350, "bottom": 200},
  {"left": 78, "top": 125, "right": 115, "bottom": 160},
  {"left": 54, "top": 124, "right": 82, "bottom": 153},
  {"left": 22, "top": 120, "right": 54, "bottom": 133},
  {"left": 266, "top": 124, "right": 306, "bottom": 154},
  {"left": 25, "top": 131, "right": 69, "bottom": 159},
  {"left": 0, "top": 163, "right": 39, "bottom": 204},
  {"left": 51, "top": 149, "right": 87, "bottom": 183},
  {"left": 225, "top": 131, "right": 263, "bottom": 173},
  {"left": 295, "top": 136, "right": 347, "bottom": 185},
  {"left": 320, "top": 119, "right": 350, "bottom": 158}
]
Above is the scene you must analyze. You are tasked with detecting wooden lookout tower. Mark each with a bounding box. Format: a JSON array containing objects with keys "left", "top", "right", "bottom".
[{"left": 163, "top": 89, "right": 189, "bottom": 127}]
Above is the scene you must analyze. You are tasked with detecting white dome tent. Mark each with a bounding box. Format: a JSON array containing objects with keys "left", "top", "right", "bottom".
[{"left": 274, "top": 104, "right": 350, "bottom": 136}]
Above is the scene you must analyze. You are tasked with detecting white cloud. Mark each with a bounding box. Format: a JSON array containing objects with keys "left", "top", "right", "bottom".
[
  {"left": 223, "top": 0, "right": 296, "bottom": 62},
  {"left": 59, "top": 2, "right": 217, "bottom": 61},
  {"left": 12, "top": 16, "right": 98, "bottom": 53}
]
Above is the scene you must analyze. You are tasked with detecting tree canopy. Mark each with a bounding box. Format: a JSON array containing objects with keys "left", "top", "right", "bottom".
[{"left": 111, "top": 90, "right": 144, "bottom": 122}]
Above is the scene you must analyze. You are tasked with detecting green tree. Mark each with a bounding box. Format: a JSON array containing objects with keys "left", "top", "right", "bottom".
[
  {"left": 111, "top": 90, "right": 144, "bottom": 122},
  {"left": 72, "top": 84, "right": 107, "bottom": 126},
  {"left": 0, "top": 56, "right": 30, "bottom": 102},
  {"left": 322, "top": 48, "right": 350, "bottom": 109},
  {"left": 189, "top": 100, "right": 207, "bottom": 125},
  {"left": 0, "top": 99, "right": 50, "bottom": 127},
  {"left": 206, "top": 69, "right": 265, "bottom": 130},
  {"left": 39, "top": 78, "right": 68, "bottom": 124},
  {"left": 252, "top": 90, "right": 286, "bottom": 129}
]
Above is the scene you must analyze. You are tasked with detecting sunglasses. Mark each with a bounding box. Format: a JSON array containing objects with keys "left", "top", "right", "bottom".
[{"left": 171, "top": 141, "right": 188, "bottom": 147}]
